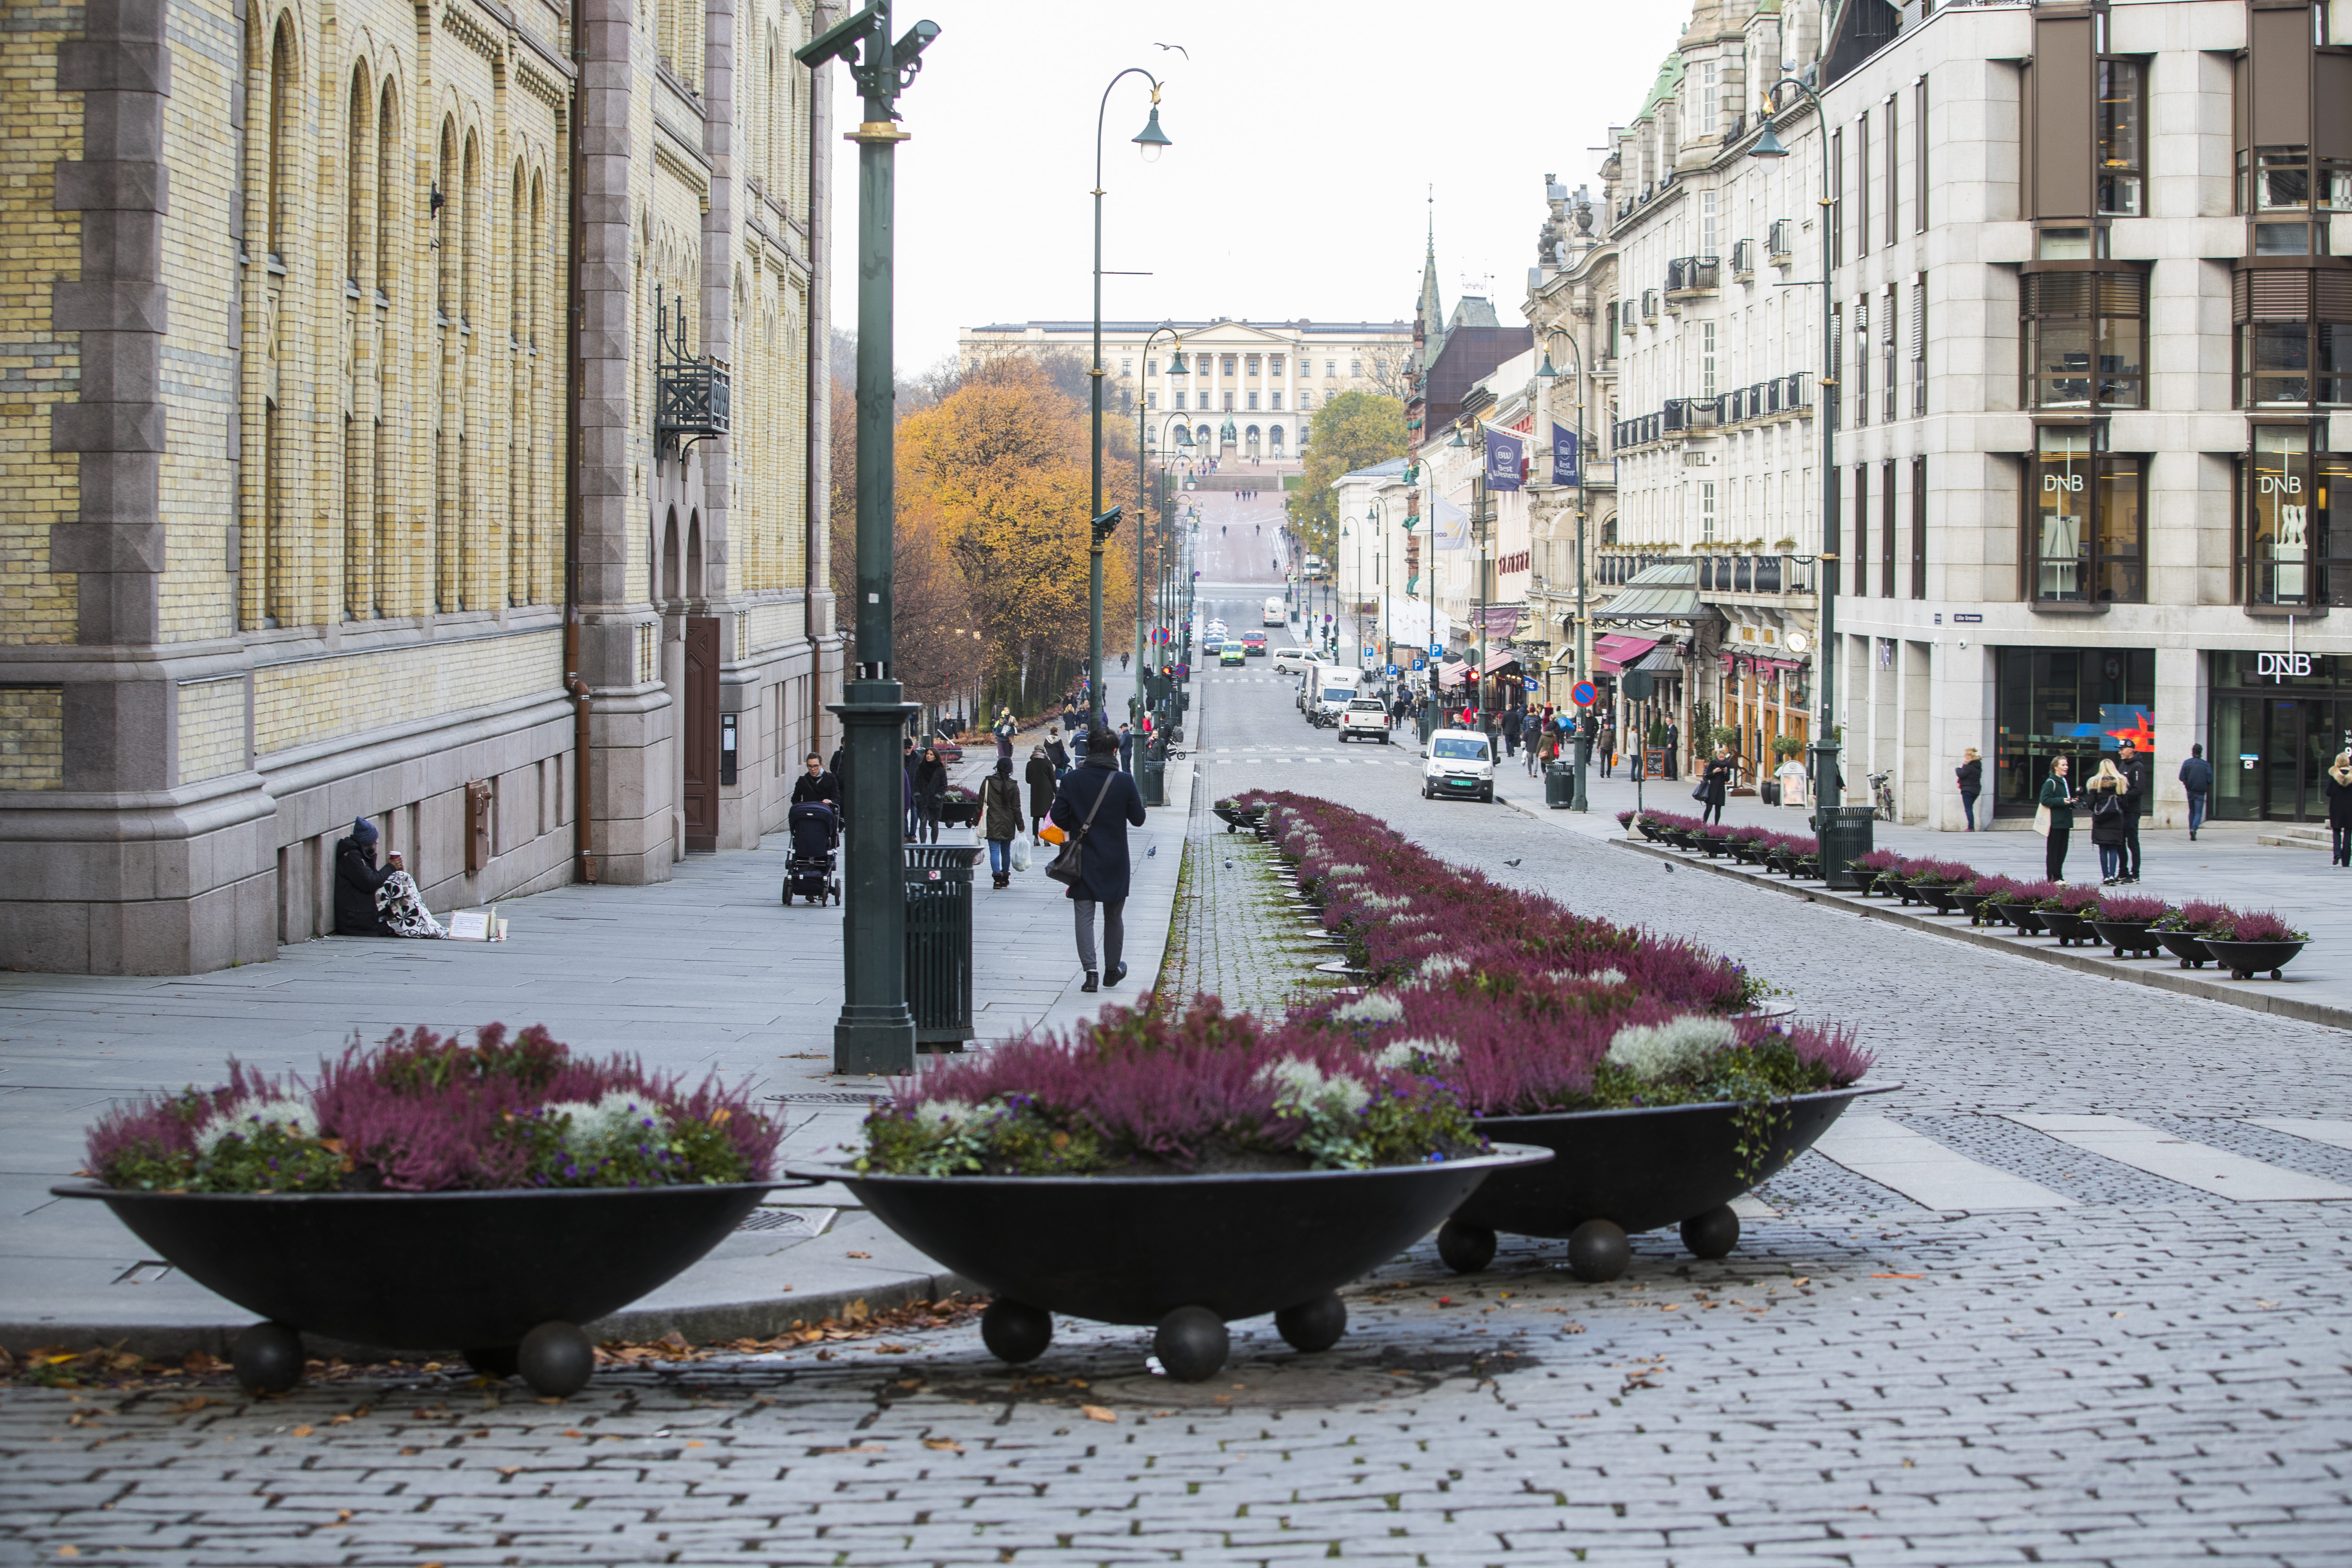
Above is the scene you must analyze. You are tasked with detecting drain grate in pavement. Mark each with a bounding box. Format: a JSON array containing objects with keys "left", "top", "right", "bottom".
[{"left": 767, "top": 1091, "right": 893, "bottom": 1105}]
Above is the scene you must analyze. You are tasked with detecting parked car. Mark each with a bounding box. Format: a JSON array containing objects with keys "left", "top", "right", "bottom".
[
  {"left": 1421, "top": 729, "right": 1496, "bottom": 802},
  {"left": 1337, "top": 698, "right": 1392, "bottom": 744}
]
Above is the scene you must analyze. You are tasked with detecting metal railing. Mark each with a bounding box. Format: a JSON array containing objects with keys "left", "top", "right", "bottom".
[{"left": 1665, "top": 256, "right": 1721, "bottom": 294}]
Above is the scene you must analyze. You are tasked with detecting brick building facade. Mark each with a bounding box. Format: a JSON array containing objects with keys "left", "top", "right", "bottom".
[{"left": 0, "top": 0, "right": 840, "bottom": 974}]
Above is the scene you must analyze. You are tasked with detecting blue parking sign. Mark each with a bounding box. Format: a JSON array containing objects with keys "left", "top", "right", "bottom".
[
  {"left": 1523, "top": 677, "right": 1540, "bottom": 693},
  {"left": 1385, "top": 664, "right": 1400, "bottom": 676},
  {"left": 1411, "top": 656, "right": 1426, "bottom": 671},
  {"left": 1427, "top": 642, "right": 1444, "bottom": 657}
]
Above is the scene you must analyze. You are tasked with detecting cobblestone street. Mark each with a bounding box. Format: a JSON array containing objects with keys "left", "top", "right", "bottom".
[{"left": 3, "top": 587, "right": 2350, "bottom": 1565}]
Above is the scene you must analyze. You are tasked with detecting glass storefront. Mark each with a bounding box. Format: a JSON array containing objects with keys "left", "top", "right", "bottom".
[
  {"left": 2209, "top": 652, "right": 2352, "bottom": 821},
  {"left": 1992, "top": 645, "right": 2155, "bottom": 816}
]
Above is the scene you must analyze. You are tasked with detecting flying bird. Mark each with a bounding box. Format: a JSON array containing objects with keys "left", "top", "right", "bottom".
[{"left": 1153, "top": 42, "right": 1189, "bottom": 58}]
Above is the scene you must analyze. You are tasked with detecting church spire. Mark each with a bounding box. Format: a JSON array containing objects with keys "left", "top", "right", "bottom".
[{"left": 1416, "top": 187, "right": 1443, "bottom": 344}]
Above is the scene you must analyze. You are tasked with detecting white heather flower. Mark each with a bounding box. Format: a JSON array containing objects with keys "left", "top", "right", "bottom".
[
  {"left": 1257, "top": 1056, "right": 1372, "bottom": 1116},
  {"left": 1390, "top": 913, "right": 1431, "bottom": 926},
  {"left": 195, "top": 1096, "right": 319, "bottom": 1156},
  {"left": 909, "top": 1098, "right": 985, "bottom": 1135},
  {"left": 1415, "top": 954, "right": 1470, "bottom": 984},
  {"left": 1326, "top": 863, "right": 1368, "bottom": 877},
  {"left": 1605, "top": 1017, "right": 1740, "bottom": 1082},
  {"left": 1332, "top": 991, "right": 1406, "bottom": 1025},
  {"left": 1368, "top": 1037, "right": 1460, "bottom": 1071},
  {"left": 542, "top": 1090, "right": 670, "bottom": 1161}
]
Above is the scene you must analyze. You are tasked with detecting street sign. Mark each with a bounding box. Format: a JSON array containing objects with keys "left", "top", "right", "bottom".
[
  {"left": 1386, "top": 664, "right": 1401, "bottom": 676},
  {"left": 1621, "top": 670, "right": 1657, "bottom": 701},
  {"left": 1523, "top": 676, "right": 1540, "bottom": 693},
  {"left": 1427, "top": 642, "right": 1444, "bottom": 657},
  {"left": 1572, "top": 680, "right": 1597, "bottom": 707},
  {"left": 1411, "top": 656, "right": 1427, "bottom": 671}
]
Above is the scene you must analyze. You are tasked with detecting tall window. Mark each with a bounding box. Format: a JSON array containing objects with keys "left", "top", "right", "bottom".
[
  {"left": 2024, "top": 270, "right": 2147, "bottom": 409},
  {"left": 2097, "top": 59, "right": 2144, "bottom": 216},
  {"left": 1885, "top": 95, "right": 1899, "bottom": 244},
  {"left": 1830, "top": 129, "right": 1845, "bottom": 267},
  {"left": 1911, "top": 276, "right": 1928, "bottom": 416},
  {"left": 1910, "top": 457, "right": 1927, "bottom": 599},
  {"left": 1853, "top": 465, "right": 1871, "bottom": 592},
  {"left": 345, "top": 72, "right": 371, "bottom": 285},
  {"left": 266, "top": 20, "right": 295, "bottom": 260},
  {"left": 2030, "top": 426, "right": 2144, "bottom": 603},
  {"left": 1270, "top": 392, "right": 1282, "bottom": 410},
  {"left": 1146, "top": 391, "right": 1158, "bottom": 410},
  {"left": 1882, "top": 286, "right": 1898, "bottom": 422},
  {"left": 1915, "top": 77, "right": 1930, "bottom": 231},
  {"left": 375, "top": 82, "right": 399, "bottom": 295},
  {"left": 2240, "top": 427, "right": 2340, "bottom": 607},
  {"left": 1701, "top": 480, "right": 1716, "bottom": 543},
  {"left": 2234, "top": 268, "right": 2352, "bottom": 407},
  {"left": 1857, "top": 111, "right": 1871, "bottom": 258},
  {"left": 1269, "top": 354, "right": 1284, "bottom": 375},
  {"left": 1174, "top": 389, "right": 1185, "bottom": 410},
  {"left": 1701, "top": 190, "right": 1717, "bottom": 256},
  {"left": 1222, "top": 355, "right": 1236, "bottom": 375},
  {"left": 1351, "top": 358, "right": 1362, "bottom": 375},
  {"left": 1702, "top": 321, "right": 1716, "bottom": 399},
  {"left": 1853, "top": 297, "right": 1870, "bottom": 427},
  {"left": 1880, "top": 459, "right": 1898, "bottom": 597},
  {"left": 1700, "top": 61, "right": 1717, "bottom": 138},
  {"left": 1828, "top": 304, "right": 1843, "bottom": 432}
]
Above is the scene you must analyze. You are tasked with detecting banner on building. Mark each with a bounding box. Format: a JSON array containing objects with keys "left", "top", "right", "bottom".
[
  {"left": 1431, "top": 496, "right": 1470, "bottom": 551},
  {"left": 1551, "top": 423, "right": 1579, "bottom": 487},
  {"left": 1482, "top": 425, "right": 1524, "bottom": 493}
]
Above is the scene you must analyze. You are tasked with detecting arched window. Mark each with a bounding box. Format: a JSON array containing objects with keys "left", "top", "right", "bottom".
[
  {"left": 686, "top": 511, "right": 704, "bottom": 599},
  {"left": 435, "top": 122, "right": 458, "bottom": 313},
  {"left": 345, "top": 69, "right": 371, "bottom": 285},
  {"left": 374, "top": 81, "right": 399, "bottom": 295},
  {"left": 266, "top": 18, "right": 295, "bottom": 259},
  {"left": 460, "top": 132, "right": 480, "bottom": 328},
  {"left": 662, "top": 509, "right": 683, "bottom": 603},
  {"left": 1269, "top": 425, "right": 1285, "bottom": 451}
]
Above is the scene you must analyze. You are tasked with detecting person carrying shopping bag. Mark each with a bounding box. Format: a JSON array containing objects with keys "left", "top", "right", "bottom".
[
  {"left": 2037, "top": 756, "right": 2076, "bottom": 881},
  {"left": 1046, "top": 729, "right": 1147, "bottom": 994}
]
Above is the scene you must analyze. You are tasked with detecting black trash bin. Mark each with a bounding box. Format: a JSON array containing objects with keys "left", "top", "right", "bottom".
[
  {"left": 904, "top": 845, "right": 982, "bottom": 1051},
  {"left": 1544, "top": 760, "right": 1574, "bottom": 809},
  {"left": 1139, "top": 756, "right": 1167, "bottom": 808},
  {"left": 1819, "top": 806, "right": 1877, "bottom": 891}
]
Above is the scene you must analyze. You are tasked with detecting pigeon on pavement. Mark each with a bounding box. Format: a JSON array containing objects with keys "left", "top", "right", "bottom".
[{"left": 1503, "top": 858, "right": 1522, "bottom": 868}]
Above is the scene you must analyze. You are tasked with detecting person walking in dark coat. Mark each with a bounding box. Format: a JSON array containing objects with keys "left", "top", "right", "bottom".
[
  {"left": 1663, "top": 721, "right": 1681, "bottom": 780},
  {"left": 2040, "top": 756, "right": 2077, "bottom": 881},
  {"left": 333, "top": 818, "right": 396, "bottom": 936},
  {"left": 790, "top": 754, "right": 840, "bottom": 812},
  {"left": 1698, "top": 747, "right": 1735, "bottom": 825},
  {"left": 1024, "top": 747, "right": 1057, "bottom": 843},
  {"left": 2087, "top": 757, "right": 2130, "bottom": 884},
  {"left": 2327, "top": 751, "right": 2352, "bottom": 867},
  {"left": 2116, "top": 739, "right": 2149, "bottom": 882},
  {"left": 912, "top": 747, "right": 949, "bottom": 844},
  {"left": 1047, "top": 730, "right": 1148, "bottom": 993},
  {"left": 994, "top": 706, "right": 1018, "bottom": 763},
  {"left": 2179, "top": 744, "right": 2214, "bottom": 841},
  {"left": 980, "top": 756, "right": 1024, "bottom": 888},
  {"left": 1117, "top": 723, "right": 1136, "bottom": 773}
]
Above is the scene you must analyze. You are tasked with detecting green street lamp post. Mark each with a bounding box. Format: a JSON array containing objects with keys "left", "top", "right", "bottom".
[
  {"left": 1088, "top": 70, "right": 1171, "bottom": 726},
  {"left": 1132, "top": 331, "right": 1185, "bottom": 720},
  {"left": 1536, "top": 328, "right": 1590, "bottom": 809},
  {"left": 1750, "top": 82, "right": 1841, "bottom": 836},
  {"left": 795, "top": 2, "right": 939, "bottom": 1076}
]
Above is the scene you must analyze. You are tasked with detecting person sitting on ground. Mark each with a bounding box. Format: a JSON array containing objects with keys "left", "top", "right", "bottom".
[
  {"left": 376, "top": 852, "right": 446, "bottom": 938},
  {"left": 334, "top": 818, "right": 397, "bottom": 937}
]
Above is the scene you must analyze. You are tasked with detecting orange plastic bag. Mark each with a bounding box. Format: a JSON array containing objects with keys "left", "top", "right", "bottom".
[{"left": 1040, "top": 822, "right": 1068, "bottom": 845}]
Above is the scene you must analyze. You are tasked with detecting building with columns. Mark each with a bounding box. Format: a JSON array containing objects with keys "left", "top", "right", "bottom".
[
  {"left": 957, "top": 318, "right": 1414, "bottom": 464},
  {"left": 1, "top": 0, "right": 840, "bottom": 974},
  {"left": 1541, "top": 0, "right": 2352, "bottom": 832}
]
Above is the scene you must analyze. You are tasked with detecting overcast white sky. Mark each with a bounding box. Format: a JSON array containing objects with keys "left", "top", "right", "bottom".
[{"left": 827, "top": 1, "right": 1689, "bottom": 373}]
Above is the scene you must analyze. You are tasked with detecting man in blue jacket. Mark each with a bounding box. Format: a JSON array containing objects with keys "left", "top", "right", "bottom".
[
  {"left": 1048, "top": 729, "right": 1148, "bottom": 993},
  {"left": 2178, "top": 744, "right": 2213, "bottom": 841}
]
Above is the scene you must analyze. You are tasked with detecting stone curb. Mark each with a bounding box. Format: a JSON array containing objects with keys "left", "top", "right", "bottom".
[
  {"left": 0, "top": 1271, "right": 988, "bottom": 1363},
  {"left": 1556, "top": 807, "right": 2352, "bottom": 1033}
]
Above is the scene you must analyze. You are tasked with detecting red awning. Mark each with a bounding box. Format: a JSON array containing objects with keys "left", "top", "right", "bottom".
[{"left": 1593, "top": 634, "right": 1658, "bottom": 674}]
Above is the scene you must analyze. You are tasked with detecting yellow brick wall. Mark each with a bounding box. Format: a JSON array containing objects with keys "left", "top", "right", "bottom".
[
  {"left": 0, "top": 686, "right": 65, "bottom": 790},
  {"left": 0, "top": 5, "right": 82, "bottom": 647},
  {"left": 176, "top": 676, "right": 249, "bottom": 784},
  {"left": 744, "top": 598, "right": 808, "bottom": 655},
  {"left": 251, "top": 626, "right": 561, "bottom": 757}
]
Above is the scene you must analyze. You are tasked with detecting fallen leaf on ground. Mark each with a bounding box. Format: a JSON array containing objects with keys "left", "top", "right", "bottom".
[
  {"left": 290, "top": 1425, "right": 314, "bottom": 1437},
  {"left": 1080, "top": 1405, "right": 1116, "bottom": 1423},
  {"left": 497, "top": 1466, "right": 521, "bottom": 1476},
  {"left": 846, "top": 1251, "right": 872, "bottom": 1259},
  {"left": 922, "top": 1438, "right": 963, "bottom": 1452},
  {"left": 814, "top": 1442, "right": 885, "bottom": 1454}
]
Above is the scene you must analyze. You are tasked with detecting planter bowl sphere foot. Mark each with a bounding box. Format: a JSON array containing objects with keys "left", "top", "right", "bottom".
[
  {"left": 1567, "top": 1219, "right": 1632, "bottom": 1283},
  {"left": 1679, "top": 1204, "right": 1741, "bottom": 1261},
  {"left": 1274, "top": 1292, "right": 1347, "bottom": 1354},
  {"left": 1154, "top": 1307, "right": 1229, "bottom": 1383},
  {"left": 517, "top": 1321, "right": 595, "bottom": 1397},
  {"left": 231, "top": 1322, "right": 303, "bottom": 1395},
  {"left": 1436, "top": 1219, "right": 1497, "bottom": 1275},
  {"left": 981, "top": 1299, "right": 1053, "bottom": 1366},
  {"left": 464, "top": 1344, "right": 521, "bottom": 1381}
]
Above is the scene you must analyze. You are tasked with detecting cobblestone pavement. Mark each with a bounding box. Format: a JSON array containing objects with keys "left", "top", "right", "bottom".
[{"left": 4, "top": 586, "right": 2350, "bottom": 1566}]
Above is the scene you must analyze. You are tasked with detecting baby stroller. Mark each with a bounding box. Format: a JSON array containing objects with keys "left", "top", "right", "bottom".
[{"left": 782, "top": 802, "right": 841, "bottom": 906}]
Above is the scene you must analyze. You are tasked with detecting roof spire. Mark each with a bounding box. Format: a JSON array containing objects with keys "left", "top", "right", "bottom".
[{"left": 1416, "top": 185, "right": 1443, "bottom": 349}]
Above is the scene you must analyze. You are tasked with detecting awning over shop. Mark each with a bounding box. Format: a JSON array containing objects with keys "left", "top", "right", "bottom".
[
  {"left": 1592, "top": 561, "right": 1703, "bottom": 623},
  {"left": 1593, "top": 633, "right": 1658, "bottom": 673},
  {"left": 1629, "top": 646, "right": 1682, "bottom": 674}
]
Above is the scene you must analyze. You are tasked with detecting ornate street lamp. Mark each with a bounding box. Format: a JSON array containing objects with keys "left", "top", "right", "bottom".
[{"left": 1537, "top": 328, "right": 1589, "bottom": 809}]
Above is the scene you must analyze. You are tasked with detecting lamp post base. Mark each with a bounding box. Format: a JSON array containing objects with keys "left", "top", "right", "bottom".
[{"left": 830, "top": 680, "right": 921, "bottom": 1078}]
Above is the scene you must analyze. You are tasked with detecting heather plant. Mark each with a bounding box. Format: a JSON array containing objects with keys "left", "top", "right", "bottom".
[
  {"left": 2152, "top": 900, "right": 2238, "bottom": 934},
  {"left": 859, "top": 999, "right": 1484, "bottom": 1176},
  {"left": 2036, "top": 883, "right": 2106, "bottom": 913},
  {"left": 1905, "top": 858, "right": 1975, "bottom": 885},
  {"left": 85, "top": 1025, "right": 776, "bottom": 1193},
  {"left": 2090, "top": 892, "right": 2169, "bottom": 923},
  {"left": 2206, "top": 910, "right": 2308, "bottom": 943}
]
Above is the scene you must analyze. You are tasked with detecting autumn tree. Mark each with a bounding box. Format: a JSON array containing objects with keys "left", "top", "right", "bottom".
[{"left": 1289, "top": 390, "right": 1408, "bottom": 557}]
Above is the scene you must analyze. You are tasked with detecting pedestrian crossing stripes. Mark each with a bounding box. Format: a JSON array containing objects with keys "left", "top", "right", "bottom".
[{"left": 1809, "top": 1112, "right": 2352, "bottom": 1210}]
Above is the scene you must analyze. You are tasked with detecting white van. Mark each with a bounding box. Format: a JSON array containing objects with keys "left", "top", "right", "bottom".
[{"left": 1263, "top": 597, "right": 1286, "bottom": 626}]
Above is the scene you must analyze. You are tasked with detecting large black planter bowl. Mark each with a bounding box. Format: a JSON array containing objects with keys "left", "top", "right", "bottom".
[
  {"left": 2090, "top": 918, "right": 2162, "bottom": 959},
  {"left": 784, "top": 1147, "right": 1552, "bottom": 1381},
  {"left": 2197, "top": 937, "right": 2309, "bottom": 981},
  {"left": 2039, "top": 909, "right": 2098, "bottom": 947},
  {"left": 1915, "top": 884, "right": 1963, "bottom": 915},
  {"left": 2154, "top": 929, "right": 2214, "bottom": 968},
  {"left": 52, "top": 1182, "right": 782, "bottom": 1396},
  {"left": 1438, "top": 1085, "right": 1896, "bottom": 1284}
]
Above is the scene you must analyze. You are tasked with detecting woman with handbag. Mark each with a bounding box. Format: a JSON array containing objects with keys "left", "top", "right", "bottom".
[
  {"left": 1024, "top": 746, "right": 1057, "bottom": 844},
  {"left": 1046, "top": 728, "right": 1148, "bottom": 993},
  {"left": 2086, "top": 757, "right": 2129, "bottom": 884},
  {"left": 2037, "top": 756, "right": 2076, "bottom": 881},
  {"left": 911, "top": 746, "right": 949, "bottom": 845},
  {"left": 979, "top": 756, "right": 1025, "bottom": 890},
  {"left": 1697, "top": 747, "right": 1735, "bottom": 825}
]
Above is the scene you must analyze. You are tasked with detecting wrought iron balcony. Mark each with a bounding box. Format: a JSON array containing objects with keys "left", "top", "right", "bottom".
[
  {"left": 1665, "top": 255, "right": 1720, "bottom": 296},
  {"left": 653, "top": 285, "right": 730, "bottom": 458}
]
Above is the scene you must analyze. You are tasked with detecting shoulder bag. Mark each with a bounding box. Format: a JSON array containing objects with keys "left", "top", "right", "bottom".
[{"left": 1045, "top": 769, "right": 1113, "bottom": 887}]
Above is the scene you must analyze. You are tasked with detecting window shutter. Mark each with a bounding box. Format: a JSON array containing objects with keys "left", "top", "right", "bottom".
[
  {"left": 2247, "top": 270, "right": 2311, "bottom": 322},
  {"left": 2095, "top": 271, "right": 2146, "bottom": 318},
  {"left": 2315, "top": 270, "right": 2352, "bottom": 322}
]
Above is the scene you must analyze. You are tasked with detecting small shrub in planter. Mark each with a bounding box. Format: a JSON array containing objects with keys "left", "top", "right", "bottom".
[
  {"left": 2034, "top": 883, "right": 2106, "bottom": 947},
  {"left": 2151, "top": 900, "right": 2238, "bottom": 968},
  {"left": 2196, "top": 910, "right": 2312, "bottom": 981},
  {"left": 1852, "top": 848, "right": 1902, "bottom": 895},
  {"left": 1956, "top": 875, "right": 2019, "bottom": 926}
]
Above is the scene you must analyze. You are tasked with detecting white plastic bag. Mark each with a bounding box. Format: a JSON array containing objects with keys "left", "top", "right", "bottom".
[{"left": 1012, "top": 836, "right": 1032, "bottom": 872}]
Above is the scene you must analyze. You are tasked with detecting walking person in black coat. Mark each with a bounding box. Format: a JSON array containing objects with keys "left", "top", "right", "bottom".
[
  {"left": 1955, "top": 747, "right": 1984, "bottom": 830},
  {"left": 1024, "top": 746, "right": 1057, "bottom": 843},
  {"left": 1698, "top": 747, "right": 1735, "bottom": 825},
  {"left": 1047, "top": 729, "right": 1148, "bottom": 993},
  {"left": 2328, "top": 751, "right": 2352, "bottom": 867},
  {"left": 2179, "top": 744, "right": 2214, "bottom": 841},
  {"left": 911, "top": 746, "right": 949, "bottom": 844},
  {"left": 2115, "top": 739, "right": 2149, "bottom": 883}
]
